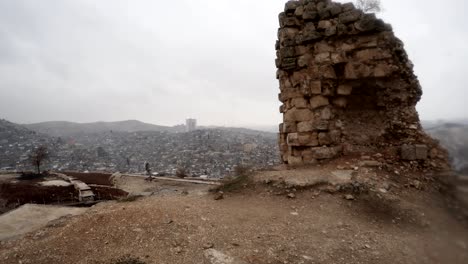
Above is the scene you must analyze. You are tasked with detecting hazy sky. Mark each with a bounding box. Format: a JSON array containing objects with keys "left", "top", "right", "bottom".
[{"left": 0, "top": 0, "right": 466, "bottom": 126}]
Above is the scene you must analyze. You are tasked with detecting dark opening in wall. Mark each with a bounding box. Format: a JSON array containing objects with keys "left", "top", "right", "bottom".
[{"left": 338, "top": 82, "right": 387, "bottom": 149}]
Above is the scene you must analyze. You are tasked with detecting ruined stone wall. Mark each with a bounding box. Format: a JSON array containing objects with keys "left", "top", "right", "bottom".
[{"left": 276, "top": 0, "right": 448, "bottom": 168}]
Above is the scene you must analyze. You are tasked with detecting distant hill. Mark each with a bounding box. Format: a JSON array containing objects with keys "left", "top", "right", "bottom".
[
  {"left": 24, "top": 120, "right": 174, "bottom": 138},
  {"left": 0, "top": 119, "right": 52, "bottom": 168},
  {"left": 424, "top": 122, "right": 468, "bottom": 174}
]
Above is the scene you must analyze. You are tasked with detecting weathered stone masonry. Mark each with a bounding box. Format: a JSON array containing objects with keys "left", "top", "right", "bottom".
[{"left": 276, "top": 0, "right": 447, "bottom": 167}]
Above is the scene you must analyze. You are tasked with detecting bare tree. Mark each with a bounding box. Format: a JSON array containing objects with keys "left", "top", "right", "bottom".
[
  {"left": 29, "top": 145, "right": 49, "bottom": 174},
  {"left": 355, "top": 0, "right": 382, "bottom": 13}
]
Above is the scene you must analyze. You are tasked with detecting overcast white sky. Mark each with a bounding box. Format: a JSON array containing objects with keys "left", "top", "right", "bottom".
[{"left": 0, "top": 0, "right": 466, "bottom": 126}]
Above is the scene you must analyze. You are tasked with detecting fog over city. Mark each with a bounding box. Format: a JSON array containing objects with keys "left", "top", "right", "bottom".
[{"left": 0, "top": 0, "right": 466, "bottom": 126}]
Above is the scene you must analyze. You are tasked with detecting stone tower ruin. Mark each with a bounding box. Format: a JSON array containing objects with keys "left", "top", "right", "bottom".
[{"left": 276, "top": 0, "right": 447, "bottom": 168}]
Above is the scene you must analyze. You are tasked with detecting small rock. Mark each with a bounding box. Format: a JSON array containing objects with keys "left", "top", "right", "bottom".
[
  {"left": 287, "top": 193, "right": 296, "bottom": 199},
  {"left": 410, "top": 180, "right": 421, "bottom": 189},
  {"left": 181, "top": 190, "right": 189, "bottom": 195},
  {"left": 378, "top": 188, "right": 387, "bottom": 194},
  {"left": 290, "top": 211, "right": 299, "bottom": 216},
  {"left": 382, "top": 182, "right": 390, "bottom": 190},
  {"left": 456, "top": 240, "right": 467, "bottom": 250},
  {"left": 164, "top": 219, "right": 173, "bottom": 224},
  {"left": 203, "top": 242, "right": 214, "bottom": 249},
  {"left": 344, "top": 194, "right": 355, "bottom": 200},
  {"left": 364, "top": 244, "right": 371, "bottom": 249},
  {"left": 175, "top": 246, "right": 182, "bottom": 254},
  {"left": 214, "top": 192, "right": 224, "bottom": 200},
  {"left": 360, "top": 160, "right": 382, "bottom": 167}
]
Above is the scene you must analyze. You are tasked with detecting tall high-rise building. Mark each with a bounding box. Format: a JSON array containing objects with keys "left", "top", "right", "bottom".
[{"left": 186, "top": 118, "right": 197, "bottom": 132}]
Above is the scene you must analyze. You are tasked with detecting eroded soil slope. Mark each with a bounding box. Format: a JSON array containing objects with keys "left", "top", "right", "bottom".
[{"left": 0, "top": 178, "right": 467, "bottom": 264}]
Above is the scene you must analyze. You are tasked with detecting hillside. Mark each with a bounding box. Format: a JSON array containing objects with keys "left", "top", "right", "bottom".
[
  {"left": 0, "top": 119, "right": 52, "bottom": 169},
  {"left": 424, "top": 123, "right": 468, "bottom": 174},
  {"left": 0, "top": 120, "right": 279, "bottom": 175},
  {"left": 24, "top": 120, "right": 175, "bottom": 138}
]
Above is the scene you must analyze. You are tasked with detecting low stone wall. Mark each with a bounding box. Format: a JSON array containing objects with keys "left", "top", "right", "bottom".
[{"left": 276, "top": 0, "right": 448, "bottom": 168}]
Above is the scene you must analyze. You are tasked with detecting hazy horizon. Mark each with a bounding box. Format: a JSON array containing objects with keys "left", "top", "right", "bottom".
[
  {"left": 1, "top": 0, "right": 467, "bottom": 126},
  {"left": 3, "top": 117, "right": 467, "bottom": 130}
]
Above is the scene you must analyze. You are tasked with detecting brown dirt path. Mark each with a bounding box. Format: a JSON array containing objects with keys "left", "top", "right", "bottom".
[{"left": 0, "top": 181, "right": 467, "bottom": 264}]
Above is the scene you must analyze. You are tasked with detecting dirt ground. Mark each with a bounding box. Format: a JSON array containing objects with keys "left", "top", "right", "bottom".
[
  {"left": 0, "top": 204, "right": 87, "bottom": 241},
  {"left": 0, "top": 170, "right": 467, "bottom": 264}
]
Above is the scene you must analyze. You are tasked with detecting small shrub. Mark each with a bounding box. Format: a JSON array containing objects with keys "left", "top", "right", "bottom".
[
  {"left": 117, "top": 194, "right": 143, "bottom": 203},
  {"left": 18, "top": 172, "right": 44, "bottom": 181},
  {"left": 211, "top": 165, "right": 253, "bottom": 193},
  {"left": 234, "top": 165, "right": 251, "bottom": 177},
  {"left": 176, "top": 167, "right": 188, "bottom": 178}
]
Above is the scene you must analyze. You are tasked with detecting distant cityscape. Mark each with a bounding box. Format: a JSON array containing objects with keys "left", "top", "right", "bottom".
[{"left": 0, "top": 119, "right": 280, "bottom": 177}]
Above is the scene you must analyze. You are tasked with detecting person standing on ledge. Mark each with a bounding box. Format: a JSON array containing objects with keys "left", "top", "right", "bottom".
[{"left": 144, "top": 161, "right": 152, "bottom": 181}]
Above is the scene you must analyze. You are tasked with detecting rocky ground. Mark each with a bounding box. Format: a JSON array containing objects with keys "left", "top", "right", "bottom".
[{"left": 0, "top": 164, "right": 467, "bottom": 264}]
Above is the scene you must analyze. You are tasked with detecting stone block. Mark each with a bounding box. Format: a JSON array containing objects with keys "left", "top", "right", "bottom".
[
  {"left": 318, "top": 132, "right": 332, "bottom": 145},
  {"left": 355, "top": 48, "right": 381, "bottom": 61},
  {"left": 315, "top": 41, "right": 334, "bottom": 53},
  {"left": 315, "top": 52, "right": 331, "bottom": 63},
  {"left": 287, "top": 133, "right": 299, "bottom": 146},
  {"left": 330, "top": 130, "right": 342, "bottom": 143},
  {"left": 302, "top": 154, "right": 318, "bottom": 165},
  {"left": 337, "top": 85, "right": 352, "bottom": 95},
  {"left": 285, "top": 1, "right": 300, "bottom": 13},
  {"left": 401, "top": 144, "right": 416, "bottom": 160},
  {"left": 310, "top": 95, "right": 329, "bottom": 109},
  {"left": 339, "top": 10, "right": 362, "bottom": 24},
  {"left": 310, "top": 146, "right": 341, "bottom": 160},
  {"left": 288, "top": 155, "right": 304, "bottom": 166},
  {"left": 331, "top": 52, "right": 346, "bottom": 64},
  {"left": 278, "top": 90, "right": 302, "bottom": 102},
  {"left": 299, "top": 31, "right": 322, "bottom": 43},
  {"left": 280, "top": 58, "right": 297, "bottom": 70},
  {"left": 278, "top": 28, "right": 299, "bottom": 41},
  {"left": 294, "top": 5, "right": 304, "bottom": 17},
  {"left": 297, "top": 121, "right": 314, "bottom": 133},
  {"left": 295, "top": 45, "right": 309, "bottom": 56},
  {"left": 415, "top": 144, "right": 428, "bottom": 160},
  {"left": 291, "top": 97, "right": 309, "bottom": 109},
  {"left": 304, "top": 22, "right": 316, "bottom": 32},
  {"left": 357, "top": 16, "right": 388, "bottom": 33},
  {"left": 324, "top": 26, "right": 337, "bottom": 36},
  {"left": 298, "top": 54, "right": 312, "bottom": 67},
  {"left": 313, "top": 119, "right": 329, "bottom": 131},
  {"left": 328, "top": 3, "right": 342, "bottom": 16},
  {"left": 283, "top": 17, "right": 300, "bottom": 27},
  {"left": 374, "top": 63, "right": 395, "bottom": 77},
  {"left": 310, "top": 81, "right": 322, "bottom": 94},
  {"left": 320, "top": 107, "right": 332, "bottom": 120},
  {"left": 280, "top": 47, "right": 296, "bottom": 58},
  {"left": 318, "top": 20, "right": 333, "bottom": 30},
  {"left": 298, "top": 132, "right": 317, "bottom": 145},
  {"left": 344, "top": 63, "right": 371, "bottom": 79},
  {"left": 332, "top": 97, "right": 347, "bottom": 108},
  {"left": 284, "top": 108, "right": 314, "bottom": 122},
  {"left": 319, "top": 66, "right": 337, "bottom": 79},
  {"left": 303, "top": 10, "right": 318, "bottom": 21},
  {"left": 282, "top": 122, "right": 297, "bottom": 133},
  {"left": 342, "top": 3, "right": 355, "bottom": 12}
]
